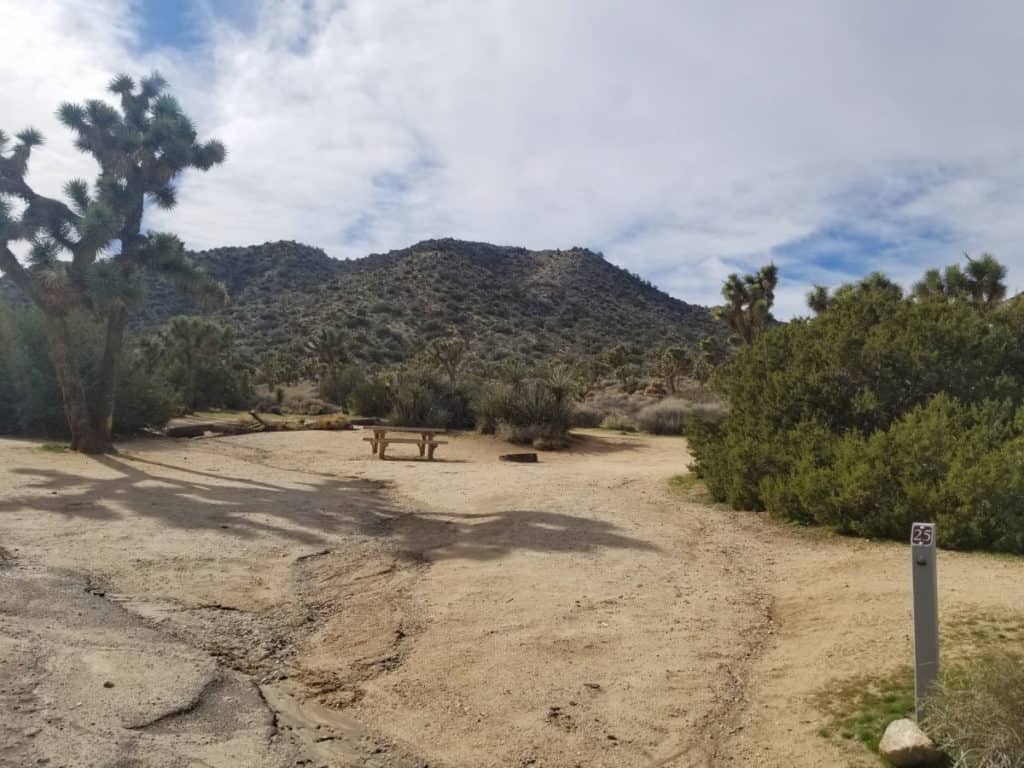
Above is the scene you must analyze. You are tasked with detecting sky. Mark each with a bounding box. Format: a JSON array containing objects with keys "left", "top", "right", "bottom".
[{"left": 4, "top": 0, "right": 1024, "bottom": 317}]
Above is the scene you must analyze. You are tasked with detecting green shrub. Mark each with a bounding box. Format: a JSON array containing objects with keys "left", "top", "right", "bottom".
[
  {"left": 745, "top": 396, "right": 1024, "bottom": 550},
  {"left": 0, "top": 305, "right": 176, "bottom": 437},
  {"left": 923, "top": 653, "right": 1024, "bottom": 768},
  {"left": 689, "top": 279, "right": 1024, "bottom": 552},
  {"left": 476, "top": 377, "right": 572, "bottom": 445},
  {"left": 350, "top": 378, "right": 392, "bottom": 418},
  {"left": 318, "top": 365, "right": 365, "bottom": 407},
  {"left": 385, "top": 367, "right": 476, "bottom": 429},
  {"left": 112, "top": 351, "right": 178, "bottom": 434}
]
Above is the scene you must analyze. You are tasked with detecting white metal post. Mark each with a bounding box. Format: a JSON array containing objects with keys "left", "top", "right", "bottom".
[{"left": 910, "top": 522, "right": 939, "bottom": 721}]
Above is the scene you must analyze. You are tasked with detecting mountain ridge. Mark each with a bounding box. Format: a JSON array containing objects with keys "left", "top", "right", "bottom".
[{"left": 5, "top": 238, "right": 720, "bottom": 365}]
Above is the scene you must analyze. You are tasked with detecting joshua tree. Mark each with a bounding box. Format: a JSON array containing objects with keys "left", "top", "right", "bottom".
[
  {"left": 806, "top": 285, "right": 830, "bottom": 315},
  {"left": 602, "top": 343, "right": 637, "bottom": 390},
  {"left": 256, "top": 352, "right": 285, "bottom": 394},
  {"left": 656, "top": 346, "right": 692, "bottom": 395},
  {"left": 913, "top": 253, "right": 1007, "bottom": 308},
  {"left": 603, "top": 343, "right": 629, "bottom": 371},
  {"left": 0, "top": 72, "right": 225, "bottom": 452},
  {"left": 162, "top": 317, "right": 232, "bottom": 410},
  {"left": 714, "top": 264, "right": 777, "bottom": 345},
  {"left": 305, "top": 327, "right": 347, "bottom": 378},
  {"left": 427, "top": 336, "right": 468, "bottom": 389},
  {"left": 574, "top": 357, "right": 608, "bottom": 398}
]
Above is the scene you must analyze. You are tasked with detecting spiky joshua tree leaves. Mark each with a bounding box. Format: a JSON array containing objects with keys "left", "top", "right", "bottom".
[
  {"left": 305, "top": 327, "right": 347, "bottom": 374},
  {"left": 913, "top": 253, "right": 1007, "bottom": 308},
  {"left": 427, "top": 336, "right": 468, "bottom": 390},
  {"left": 714, "top": 264, "right": 777, "bottom": 345},
  {"left": 0, "top": 72, "right": 226, "bottom": 452},
  {"left": 656, "top": 346, "right": 692, "bottom": 395}
]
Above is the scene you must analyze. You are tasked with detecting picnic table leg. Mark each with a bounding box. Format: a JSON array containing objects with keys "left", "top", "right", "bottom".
[
  {"left": 418, "top": 442, "right": 426, "bottom": 457},
  {"left": 370, "top": 439, "right": 378, "bottom": 455},
  {"left": 427, "top": 443, "right": 437, "bottom": 461},
  {"left": 379, "top": 442, "right": 386, "bottom": 459}
]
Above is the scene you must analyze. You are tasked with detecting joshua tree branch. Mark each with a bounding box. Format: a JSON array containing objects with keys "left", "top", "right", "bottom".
[{"left": 0, "top": 243, "right": 49, "bottom": 310}]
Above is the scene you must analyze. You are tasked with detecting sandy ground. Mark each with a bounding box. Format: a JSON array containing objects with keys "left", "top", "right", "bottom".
[{"left": 1, "top": 428, "right": 1022, "bottom": 768}]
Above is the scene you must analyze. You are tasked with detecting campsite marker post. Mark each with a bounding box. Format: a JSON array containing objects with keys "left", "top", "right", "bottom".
[{"left": 910, "top": 522, "right": 938, "bottom": 720}]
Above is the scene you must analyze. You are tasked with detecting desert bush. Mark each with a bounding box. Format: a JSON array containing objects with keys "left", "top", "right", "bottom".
[
  {"left": 600, "top": 412, "right": 638, "bottom": 432},
  {"left": 586, "top": 390, "right": 655, "bottom": 419},
  {"left": 0, "top": 305, "right": 176, "bottom": 437},
  {"left": 113, "top": 354, "right": 178, "bottom": 433},
  {"left": 634, "top": 399, "right": 726, "bottom": 435},
  {"left": 349, "top": 378, "right": 392, "bottom": 418},
  {"left": 386, "top": 366, "right": 476, "bottom": 429},
  {"left": 477, "top": 377, "right": 572, "bottom": 446},
  {"left": 690, "top": 270, "right": 1024, "bottom": 552},
  {"left": 318, "top": 364, "right": 365, "bottom": 407},
  {"left": 923, "top": 653, "right": 1024, "bottom": 768},
  {"left": 569, "top": 403, "right": 603, "bottom": 428},
  {"left": 293, "top": 398, "right": 341, "bottom": 416}
]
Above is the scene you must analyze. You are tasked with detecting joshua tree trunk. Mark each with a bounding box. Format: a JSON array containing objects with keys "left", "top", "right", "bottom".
[
  {"left": 43, "top": 314, "right": 109, "bottom": 453},
  {"left": 91, "top": 305, "right": 127, "bottom": 446}
]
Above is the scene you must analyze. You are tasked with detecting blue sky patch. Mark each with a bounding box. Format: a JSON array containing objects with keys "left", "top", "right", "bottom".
[{"left": 135, "top": 0, "right": 202, "bottom": 51}]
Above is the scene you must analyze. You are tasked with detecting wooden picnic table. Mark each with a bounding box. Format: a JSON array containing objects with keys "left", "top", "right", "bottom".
[{"left": 363, "top": 426, "right": 448, "bottom": 460}]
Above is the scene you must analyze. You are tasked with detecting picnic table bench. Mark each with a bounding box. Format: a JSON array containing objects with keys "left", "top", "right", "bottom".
[{"left": 362, "top": 426, "right": 448, "bottom": 460}]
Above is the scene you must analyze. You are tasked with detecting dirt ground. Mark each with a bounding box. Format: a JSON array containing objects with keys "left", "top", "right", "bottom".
[{"left": 1, "top": 428, "right": 1022, "bottom": 768}]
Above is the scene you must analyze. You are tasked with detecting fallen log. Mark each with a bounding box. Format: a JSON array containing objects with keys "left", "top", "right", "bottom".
[
  {"left": 248, "top": 412, "right": 352, "bottom": 431},
  {"left": 162, "top": 412, "right": 353, "bottom": 439}
]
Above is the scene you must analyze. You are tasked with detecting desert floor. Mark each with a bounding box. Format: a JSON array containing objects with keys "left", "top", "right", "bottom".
[{"left": 1, "top": 428, "right": 1021, "bottom": 767}]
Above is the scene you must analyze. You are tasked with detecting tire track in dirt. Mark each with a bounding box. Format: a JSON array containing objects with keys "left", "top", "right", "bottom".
[{"left": 636, "top": 487, "right": 781, "bottom": 768}]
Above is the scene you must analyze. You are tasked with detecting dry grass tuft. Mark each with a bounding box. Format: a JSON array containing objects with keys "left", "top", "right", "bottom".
[{"left": 924, "top": 653, "right": 1024, "bottom": 768}]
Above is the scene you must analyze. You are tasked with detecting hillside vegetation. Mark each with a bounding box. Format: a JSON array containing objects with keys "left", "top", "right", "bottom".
[{"left": 133, "top": 238, "right": 718, "bottom": 364}]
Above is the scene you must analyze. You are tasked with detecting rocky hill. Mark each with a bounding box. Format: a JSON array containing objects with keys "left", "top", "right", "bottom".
[{"left": 8, "top": 238, "right": 720, "bottom": 365}]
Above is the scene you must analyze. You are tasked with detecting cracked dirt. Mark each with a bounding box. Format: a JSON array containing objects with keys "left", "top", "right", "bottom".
[{"left": 1, "top": 429, "right": 1022, "bottom": 767}]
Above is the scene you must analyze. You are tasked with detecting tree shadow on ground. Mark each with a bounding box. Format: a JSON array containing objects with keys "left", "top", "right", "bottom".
[
  {"left": 407, "top": 508, "right": 660, "bottom": 561},
  {"left": 0, "top": 453, "right": 657, "bottom": 561},
  {"left": 564, "top": 432, "right": 647, "bottom": 455}
]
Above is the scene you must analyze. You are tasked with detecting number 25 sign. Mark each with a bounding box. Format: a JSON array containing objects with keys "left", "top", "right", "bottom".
[{"left": 911, "top": 522, "right": 935, "bottom": 547}]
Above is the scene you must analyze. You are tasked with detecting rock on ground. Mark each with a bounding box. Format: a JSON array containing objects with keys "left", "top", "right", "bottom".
[{"left": 879, "top": 718, "right": 941, "bottom": 767}]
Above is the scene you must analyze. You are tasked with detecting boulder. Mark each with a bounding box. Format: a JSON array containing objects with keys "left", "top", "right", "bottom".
[{"left": 879, "top": 718, "right": 941, "bottom": 767}]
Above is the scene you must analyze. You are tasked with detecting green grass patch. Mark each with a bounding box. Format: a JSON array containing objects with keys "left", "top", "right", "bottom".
[
  {"left": 817, "top": 609, "right": 1024, "bottom": 762},
  {"left": 38, "top": 443, "right": 68, "bottom": 453},
  {"left": 815, "top": 666, "right": 915, "bottom": 753}
]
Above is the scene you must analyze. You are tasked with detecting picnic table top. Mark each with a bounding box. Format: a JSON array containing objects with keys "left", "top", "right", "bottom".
[{"left": 370, "top": 426, "right": 447, "bottom": 434}]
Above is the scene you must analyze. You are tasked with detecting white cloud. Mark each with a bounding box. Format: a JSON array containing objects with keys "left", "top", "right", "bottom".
[{"left": 5, "top": 0, "right": 1024, "bottom": 317}]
